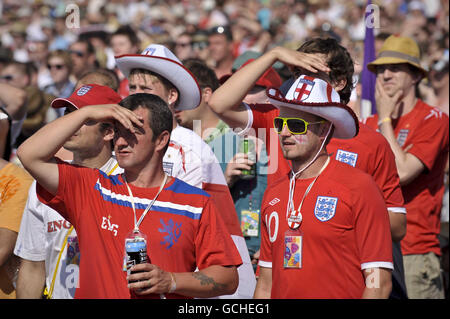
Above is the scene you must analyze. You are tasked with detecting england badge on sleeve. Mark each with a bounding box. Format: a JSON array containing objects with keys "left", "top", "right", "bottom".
[
  {"left": 314, "top": 196, "right": 338, "bottom": 222},
  {"left": 335, "top": 149, "right": 358, "bottom": 167}
]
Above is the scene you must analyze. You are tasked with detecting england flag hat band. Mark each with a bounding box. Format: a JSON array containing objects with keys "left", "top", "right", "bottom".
[{"left": 267, "top": 75, "right": 359, "bottom": 139}]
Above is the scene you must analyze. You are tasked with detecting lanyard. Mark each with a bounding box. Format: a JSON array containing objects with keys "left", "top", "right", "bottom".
[
  {"left": 286, "top": 124, "right": 332, "bottom": 229},
  {"left": 287, "top": 156, "right": 329, "bottom": 229},
  {"left": 123, "top": 173, "right": 168, "bottom": 233}
]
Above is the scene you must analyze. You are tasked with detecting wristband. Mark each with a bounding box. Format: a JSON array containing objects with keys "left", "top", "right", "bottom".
[
  {"left": 168, "top": 272, "right": 176, "bottom": 293},
  {"left": 378, "top": 117, "right": 391, "bottom": 126}
]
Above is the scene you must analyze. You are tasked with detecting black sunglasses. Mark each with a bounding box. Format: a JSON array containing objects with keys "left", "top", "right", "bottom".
[
  {"left": 47, "top": 64, "right": 65, "bottom": 70},
  {"left": 69, "top": 50, "right": 85, "bottom": 57},
  {"left": 176, "top": 42, "right": 191, "bottom": 48},
  {"left": 0, "top": 75, "right": 14, "bottom": 81}
]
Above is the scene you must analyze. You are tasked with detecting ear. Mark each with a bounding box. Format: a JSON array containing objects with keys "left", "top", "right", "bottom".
[
  {"left": 102, "top": 124, "right": 115, "bottom": 142},
  {"left": 88, "top": 53, "right": 96, "bottom": 65},
  {"left": 412, "top": 73, "right": 423, "bottom": 85},
  {"left": 202, "top": 87, "right": 213, "bottom": 103},
  {"left": 319, "top": 121, "right": 333, "bottom": 139},
  {"left": 155, "top": 130, "right": 171, "bottom": 153},
  {"left": 332, "top": 77, "right": 347, "bottom": 92},
  {"left": 167, "top": 88, "right": 179, "bottom": 107}
]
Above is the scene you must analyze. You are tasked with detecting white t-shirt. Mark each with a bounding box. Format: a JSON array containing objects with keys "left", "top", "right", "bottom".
[
  {"left": 14, "top": 157, "right": 122, "bottom": 299},
  {"left": 163, "top": 125, "right": 256, "bottom": 299},
  {"left": 163, "top": 125, "right": 227, "bottom": 187}
]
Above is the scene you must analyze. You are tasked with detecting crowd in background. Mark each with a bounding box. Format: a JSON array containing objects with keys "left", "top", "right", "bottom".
[{"left": 0, "top": 0, "right": 448, "bottom": 299}]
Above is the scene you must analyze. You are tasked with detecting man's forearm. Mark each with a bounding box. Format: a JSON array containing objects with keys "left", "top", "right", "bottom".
[
  {"left": 253, "top": 266, "right": 272, "bottom": 299},
  {"left": 18, "top": 110, "right": 88, "bottom": 164},
  {"left": 362, "top": 268, "right": 392, "bottom": 299},
  {"left": 128, "top": 264, "right": 239, "bottom": 298},
  {"left": 17, "top": 109, "right": 89, "bottom": 193},
  {"left": 175, "top": 266, "right": 238, "bottom": 298},
  {"left": 378, "top": 121, "right": 423, "bottom": 185},
  {"left": 209, "top": 49, "right": 278, "bottom": 115},
  {"left": 16, "top": 259, "right": 46, "bottom": 299}
]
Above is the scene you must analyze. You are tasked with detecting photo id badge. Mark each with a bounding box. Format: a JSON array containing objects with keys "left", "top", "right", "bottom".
[
  {"left": 284, "top": 229, "right": 303, "bottom": 269},
  {"left": 241, "top": 210, "right": 259, "bottom": 237}
]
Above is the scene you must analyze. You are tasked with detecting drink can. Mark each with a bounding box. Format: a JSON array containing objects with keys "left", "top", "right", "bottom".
[{"left": 240, "top": 137, "right": 256, "bottom": 179}]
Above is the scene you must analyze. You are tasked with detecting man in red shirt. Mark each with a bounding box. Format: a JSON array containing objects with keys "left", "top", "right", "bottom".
[
  {"left": 17, "top": 92, "right": 241, "bottom": 298},
  {"left": 209, "top": 38, "right": 350, "bottom": 187},
  {"left": 254, "top": 75, "right": 393, "bottom": 298},
  {"left": 364, "top": 35, "right": 449, "bottom": 299}
]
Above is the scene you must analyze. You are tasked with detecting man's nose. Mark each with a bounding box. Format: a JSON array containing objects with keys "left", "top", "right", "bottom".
[
  {"left": 114, "top": 134, "right": 128, "bottom": 147},
  {"left": 280, "top": 122, "right": 291, "bottom": 136}
]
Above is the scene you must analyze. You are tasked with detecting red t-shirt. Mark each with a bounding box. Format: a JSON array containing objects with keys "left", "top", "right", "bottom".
[
  {"left": 259, "top": 158, "right": 393, "bottom": 299},
  {"left": 245, "top": 103, "right": 291, "bottom": 186},
  {"left": 328, "top": 122, "right": 405, "bottom": 212},
  {"left": 365, "top": 100, "right": 449, "bottom": 256},
  {"left": 37, "top": 161, "right": 242, "bottom": 299}
]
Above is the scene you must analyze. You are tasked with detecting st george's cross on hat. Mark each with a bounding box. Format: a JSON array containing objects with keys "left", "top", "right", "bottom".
[
  {"left": 114, "top": 44, "right": 201, "bottom": 111},
  {"left": 51, "top": 84, "right": 122, "bottom": 109},
  {"left": 266, "top": 75, "right": 359, "bottom": 139}
]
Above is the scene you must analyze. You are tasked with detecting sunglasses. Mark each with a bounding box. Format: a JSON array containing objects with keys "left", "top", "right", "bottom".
[
  {"left": 69, "top": 50, "right": 85, "bottom": 57},
  {"left": 176, "top": 42, "right": 191, "bottom": 48},
  {"left": 274, "top": 117, "right": 325, "bottom": 135},
  {"left": 0, "top": 75, "right": 14, "bottom": 82},
  {"left": 47, "top": 64, "right": 65, "bottom": 70}
]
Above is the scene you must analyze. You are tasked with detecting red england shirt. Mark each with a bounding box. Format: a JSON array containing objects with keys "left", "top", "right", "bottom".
[
  {"left": 37, "top": 161, "right": 242, "bottom": 299},
  {"left": 259, "top": 158, "right": 393, "bottom": 299},
  {"left": 328, "top": 122, "right": 405, "bottom": 212},
  {"left": 365, "top": 99, "right": 449, "bottom": 256}
]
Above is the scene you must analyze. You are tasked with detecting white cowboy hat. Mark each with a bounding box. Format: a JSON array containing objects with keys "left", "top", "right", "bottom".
[
  {"left": 115, "top": 44, "right": 201, "bottom": 110},
  {"left": 267, "top": 75, "right": 359, "bottom": 139}
]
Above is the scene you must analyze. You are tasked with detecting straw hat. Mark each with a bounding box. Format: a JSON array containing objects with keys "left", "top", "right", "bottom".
[{"left": 367, "top": 35, "right": 427, "bottom": 77}]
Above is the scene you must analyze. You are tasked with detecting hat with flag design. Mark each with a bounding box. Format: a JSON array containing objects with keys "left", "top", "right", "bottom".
[
  {"left": 115, "top": 44, "right": 201, "bottom": 110},
  {"left": 267, "top": 75, "right": 359, "bottom": 139},
  {"left": 51, "top": 84, "right": 122, "bottom": 109}
]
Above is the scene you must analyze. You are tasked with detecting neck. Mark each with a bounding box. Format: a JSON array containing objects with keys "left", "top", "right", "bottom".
[
  {"left": 437, "top": 85, "right": 449, "bottom": 103},
  {"left": 215, "top": 59, "right": 233, "bottom": 78},
  {"left": 393, "top": 87, "right": 418, "bottom": 118},
  {"left": 124, "top": 166, "right": 167, "bottom": 188},
  {"left": 291, "top": 150, "right": 330, "bottom": 179},
  {"left": 72, "top": 147, "right": 112, "bottom": 169},
  {"left": 54, "top": 81, "right": 65, "bottom": 91},
  {"left": 195, "top": 105, "right": 221, "bottom": 138}
]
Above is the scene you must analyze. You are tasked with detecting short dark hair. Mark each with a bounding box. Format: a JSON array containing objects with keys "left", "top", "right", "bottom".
[
  {"left": 112, "top": 25, "right": 140, "bottom": 49},
  {"left": 183, "top": 58, "right": 220, "bottom": 92},
  {"left": 118, "top": 93, "right": 173, "bottom": 142},
  {"left": 296, "top": 38, "right": 354, "bottom": 104},
  {"left": 129, "top": 68, "right": 180, "bottom": 107}
]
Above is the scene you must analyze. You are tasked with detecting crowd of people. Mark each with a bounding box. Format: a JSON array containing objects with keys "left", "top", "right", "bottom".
[{"left": 0, "top": 0, "right": 448, "bottom": 300}]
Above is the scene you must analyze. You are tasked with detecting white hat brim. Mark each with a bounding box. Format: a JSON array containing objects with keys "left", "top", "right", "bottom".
[
  {"left": 267, "top": 88, "right": 359, "bottom": 139},
  {"left": 115, "top": 54, "right": 201, "bottom": 110}
]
